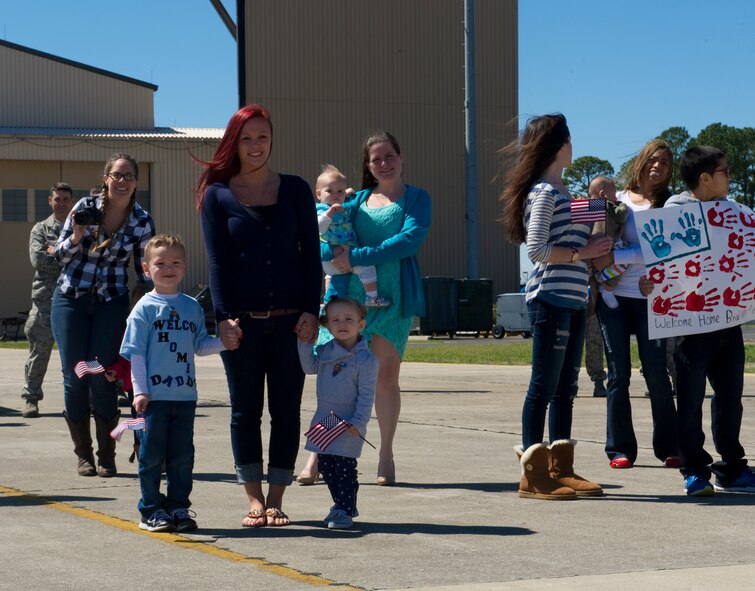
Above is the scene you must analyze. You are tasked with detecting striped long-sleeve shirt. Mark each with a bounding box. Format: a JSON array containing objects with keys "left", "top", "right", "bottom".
[{"left": 524, "top": 182, "right": 591, "bottom": 308}]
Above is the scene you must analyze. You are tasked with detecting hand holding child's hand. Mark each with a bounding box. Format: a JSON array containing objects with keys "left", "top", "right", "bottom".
[
  {"left": 133, "top": 394, "right": 149, "bottom": 414},
  {"left": 294, "top": 312, "right": 319, "bottom": 343},
  {"left": 220, "top": 318, "right": 243, "bottom": 350}
]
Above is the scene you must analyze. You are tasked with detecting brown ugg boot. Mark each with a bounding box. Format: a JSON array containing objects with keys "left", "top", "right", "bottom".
[
  {"left": 93, "top": 412, "right": 120, "bottom": 477},
  {"left": 548, "top": 439, "right": 603, "bottom": 497},
  {"left": 63, "top": 412, "right": 96, "bottom": 476},
  {"left": 517, "top": 443, "right": 577, "bottom": 500}
]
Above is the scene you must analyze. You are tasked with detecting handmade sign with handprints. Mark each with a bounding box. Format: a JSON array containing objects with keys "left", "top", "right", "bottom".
[{"left": 635, "top": 200, "right": 755, "bottom": 339}]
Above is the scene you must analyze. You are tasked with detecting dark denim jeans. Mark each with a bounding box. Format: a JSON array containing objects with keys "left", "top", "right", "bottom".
[
  {"left": 50, "top": 288, "right": 129, "bottom": 422},
  {"left": 521, "top": 298, "right": 585, "bottom": 448},
  {"left": 221, "top": 313, "right": 305, "bottom": 486},
  {"left": 674, "top": 327, "right": 747, "bottom": 480},
  {"left": 597, "top": 295, "right": 678, "bottom": 464},
  {"left": 137, "top": 400, "right": 196, "bottom": 517}
]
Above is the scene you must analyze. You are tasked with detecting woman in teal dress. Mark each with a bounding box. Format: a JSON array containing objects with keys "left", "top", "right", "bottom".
[{"left": 298, "top": 131, "right": 431, "bottom": 486}]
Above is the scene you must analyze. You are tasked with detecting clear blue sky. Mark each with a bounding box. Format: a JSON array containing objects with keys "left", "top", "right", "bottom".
[
  {"left": 4, "top": 1, "right": 754, "bottom": 280},
  {"left": 3, "top": 0, "right": 753, "bottom": 171}
]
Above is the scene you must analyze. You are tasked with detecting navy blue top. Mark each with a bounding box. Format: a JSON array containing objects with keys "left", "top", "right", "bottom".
[{"left": 200, "top": 174, "right": 322, "bottom": 321}]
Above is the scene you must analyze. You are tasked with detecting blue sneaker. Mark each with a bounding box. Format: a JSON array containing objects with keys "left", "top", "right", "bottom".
[
  {"left": 684, "top": 475, "right": 714, "bottom": 497},
  {"left": 714, "top": 469, "right": 755, "bottom": 492}
]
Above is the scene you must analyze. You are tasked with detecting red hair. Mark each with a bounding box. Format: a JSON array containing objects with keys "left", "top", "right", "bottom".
[{"left": 194, "top": 104, "right": 273, "bottom": 208}]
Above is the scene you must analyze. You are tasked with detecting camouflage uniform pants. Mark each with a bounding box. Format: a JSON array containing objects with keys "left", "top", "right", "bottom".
[
  {"left": 584, "top": 313, "right": 606, "bottom": 383},
  {"left": 22, "top": 302, "right": 55, "bottom": 402}
]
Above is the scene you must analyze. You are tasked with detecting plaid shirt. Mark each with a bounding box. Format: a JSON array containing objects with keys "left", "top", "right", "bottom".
[{"left": 55, "top": 196, "right": 155, "bottom": 301}]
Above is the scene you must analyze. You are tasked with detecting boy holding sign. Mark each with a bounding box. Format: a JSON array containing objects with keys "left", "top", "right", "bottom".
[{"left": 664, "top": 146, "right": 755, "bottom": 496}]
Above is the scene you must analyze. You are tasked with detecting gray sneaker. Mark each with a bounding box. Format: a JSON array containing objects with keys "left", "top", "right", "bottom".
[
  {"left": 139, "top": 509, "right": 175, "bottom": 532},
  {"left": 326, "top": 508, "right": 353, "bottom": 529},
  {"left": 22, "top": 400, "right": 39, "bottom": 418}
]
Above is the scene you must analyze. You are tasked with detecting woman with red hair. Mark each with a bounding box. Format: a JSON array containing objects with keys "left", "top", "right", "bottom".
[{"left": 197, "top": 105, "right": 321, "bottom": 527}]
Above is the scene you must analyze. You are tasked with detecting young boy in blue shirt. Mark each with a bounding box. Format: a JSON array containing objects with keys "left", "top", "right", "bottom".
[
  {"left": 664, "top": 146, "right": 755, "bottom": 496},
  {"left": 120, "top": 234, "right": 238, "bottom": 531}
]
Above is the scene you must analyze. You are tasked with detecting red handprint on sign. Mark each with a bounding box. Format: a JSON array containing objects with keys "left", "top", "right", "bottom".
[
  {"left": 728, "top": 232, "right": 744, "bottom": 250},
  {"left": 723, "top": 287, "right": 746, "bottom": 308},
  {"left": 723, "top": 282, "right": 755, "bottom": 308},
  {"left": 651, "top": 292, "right": 685, "bottom": 317},
  {"left": 707, "top": 202, "right": 737, "bottom": 228},
  {"left": 685, "top": 287, "right": 720, "bottom": 312},
  {"left": 719, "top": 251, "right": 749, "bottom": 278},
  {"left": 648, "top": 262, "right": 680, "bottom": 285},
  {"left": 684, "top": 255, "right": 714, "bottom": 277},
  {"left": 648, "top": 265, "right": 665, "bottom": 284},
  {"left": 739, "top": 210, "right": 755, "bottom": 228}
]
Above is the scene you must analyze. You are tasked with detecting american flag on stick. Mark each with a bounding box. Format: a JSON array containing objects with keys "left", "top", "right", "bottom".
[
  {"left": 74, "top": 359, "right": 105, "bottom": 379},
  {"left": 570, "top": 198, "right": 606, "bottom": 224},
  {"left": 304, "top": 411, "right": 351, "bottom": 451},
  {"left": 110, "top": 417, "right": 147, "bottom": 441}
]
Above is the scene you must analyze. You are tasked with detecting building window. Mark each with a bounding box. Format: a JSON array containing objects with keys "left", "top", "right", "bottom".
[
  {"left": 136, "top": 191, "right": 151, "bottom": 213},
  {"left": 34, "top": 190, "right": 50, "bottom": 221},
  {"left": 2, "top": 189, "right": 27, "bottom": 222}
]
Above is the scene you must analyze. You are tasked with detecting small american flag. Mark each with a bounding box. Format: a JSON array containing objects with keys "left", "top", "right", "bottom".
[
  {"left": 74, "top": 359, "right": 105, "bottom": 379},
  {"left": 570, "top": 198, "right": 606, "bottom": 223},
  {"left": 304, "top": 411, "right": 350, "bottom": 451},
  {"left": 110, "top": 417, "right": 147, "bottom": 441}
]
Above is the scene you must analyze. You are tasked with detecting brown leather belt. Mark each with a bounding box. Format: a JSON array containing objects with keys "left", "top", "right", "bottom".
[{"left": 239, "top": 309, "right": 301, "bottom": 319}]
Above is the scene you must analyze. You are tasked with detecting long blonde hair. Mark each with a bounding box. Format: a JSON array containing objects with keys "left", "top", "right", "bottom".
[{"left": 623, "top": 139, "right": 673, "bottom": 208}]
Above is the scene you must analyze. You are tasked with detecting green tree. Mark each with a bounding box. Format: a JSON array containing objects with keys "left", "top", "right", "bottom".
[
  {"left": 658, "top": 126, "right": 690, "bottom": 193},
  {"left": 616, "top": 157, "right": 634, "bottom": 189},
  {"left": 692, "top": 123, "right": 755, "bottom": 208},
  {"left": 563, "top": 156, "right": 614, "bottom": 197}
]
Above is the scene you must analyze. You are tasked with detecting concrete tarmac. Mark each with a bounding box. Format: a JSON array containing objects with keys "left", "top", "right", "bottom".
[{"left": 1, "top": 349, "right": 753, "bottom": 590}]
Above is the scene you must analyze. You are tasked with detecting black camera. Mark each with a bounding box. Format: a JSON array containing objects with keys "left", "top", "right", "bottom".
[{"left": 73, "top": 198, "right": 104, "bottom": 226}]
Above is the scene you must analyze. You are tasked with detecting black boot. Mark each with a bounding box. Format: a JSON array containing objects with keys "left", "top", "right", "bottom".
[
  {"left": 63, "top": 412, "right": 96, "bottom": 476},
  {"left": 93, "top": 411, "right": 120, "bottom": 477},
  {"left": 592, "top": 380, "right": 607, "bottom": 398}
]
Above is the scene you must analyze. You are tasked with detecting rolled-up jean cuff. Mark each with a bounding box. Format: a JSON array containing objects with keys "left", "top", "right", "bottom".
[
  {"left": 267, "top": 466, "right": 294, "bottom": 486},
  {"left": 235, "top": 462, "right": 263, "bottom": 484}
]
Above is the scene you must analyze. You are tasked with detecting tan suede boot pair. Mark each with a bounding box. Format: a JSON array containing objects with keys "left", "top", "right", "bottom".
[{"left": 516, "top": 439, "right": 603, "bottom": 500}]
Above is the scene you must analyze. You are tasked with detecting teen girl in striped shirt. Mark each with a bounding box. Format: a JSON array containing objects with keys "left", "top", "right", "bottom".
[{"left": 501, "top": 114, "right": 611, "bottom": 500}]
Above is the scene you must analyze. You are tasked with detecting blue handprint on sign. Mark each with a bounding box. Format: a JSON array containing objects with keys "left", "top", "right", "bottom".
[
  {"left": 641, "top": 218, "right": 672, "bottom": 258},
  {"left": 670, "top": 211, "right": 702, "bottom": 247}
]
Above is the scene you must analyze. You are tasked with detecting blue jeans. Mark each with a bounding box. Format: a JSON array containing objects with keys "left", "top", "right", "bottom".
[
  {"left": 137, "top": 400, "right": 196, "bottom": 517},
  {"left": 521, "top": 299, "right": 585, "bottom": 448},
  {"left": 597, "top": 295, "right": 678, "bottom": 463},
  {"left": 675, "top": 327, "right": 747, "bottom": 480},
  {"left": 50, "top": 288, "right": 129, "bottom": 422},
  {"left": 318, "top": 454, "right": 359, "bottom": 516},
  {"left": 221, "top": 313, "right": 305, "bottom": 486}
]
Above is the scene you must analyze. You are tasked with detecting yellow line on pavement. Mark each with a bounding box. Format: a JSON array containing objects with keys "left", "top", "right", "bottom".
[{"left": 0, "top": 484, "right": 358, "bottom": 590}]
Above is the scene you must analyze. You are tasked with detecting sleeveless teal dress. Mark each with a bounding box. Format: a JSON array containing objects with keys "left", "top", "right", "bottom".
[{"left": 320, "top": 196, "right": 413, "bottom": 358}]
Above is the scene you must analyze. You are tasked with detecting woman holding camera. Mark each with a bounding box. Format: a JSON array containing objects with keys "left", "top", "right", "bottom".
[{"left": 51, "top": 154, "right": 155, "bottom": 477}]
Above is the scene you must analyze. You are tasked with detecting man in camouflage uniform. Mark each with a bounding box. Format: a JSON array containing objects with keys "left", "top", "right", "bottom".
[
  {"left": 585, "top": 276, "right": 607, "bottom": 397},
  {"left": 21, "top": 183, "right": 73, "bottom": 418}
]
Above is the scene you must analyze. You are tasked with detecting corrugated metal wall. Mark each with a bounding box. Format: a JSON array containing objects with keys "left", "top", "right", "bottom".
[
  {"left": 243, "top": 0, "right": 519, "bottom": 295},
  {"left": 0, "top": 43, "right": 154, "bottom": 128},
  {"left": 0, "top": 140, "right": 217, "bottom": 317}
]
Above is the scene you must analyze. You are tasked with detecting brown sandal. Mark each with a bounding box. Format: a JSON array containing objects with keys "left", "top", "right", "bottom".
[
  {"left": 265, "top": 507, "right": 290, "bottom": 526},
  {"left": 242, "top": 508, "right": 266, "bottom": 528}
]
